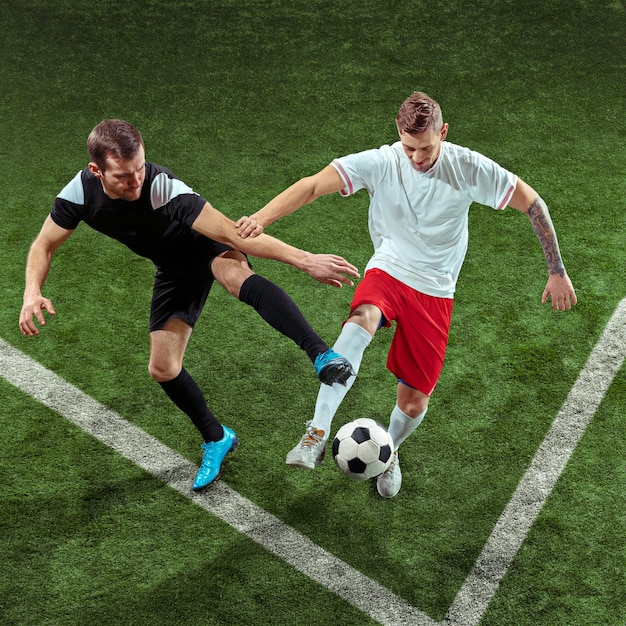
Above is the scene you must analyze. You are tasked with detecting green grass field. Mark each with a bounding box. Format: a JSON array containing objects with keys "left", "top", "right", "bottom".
[{"left": 1, "top": 1, "right": 625, "bottom": 624}]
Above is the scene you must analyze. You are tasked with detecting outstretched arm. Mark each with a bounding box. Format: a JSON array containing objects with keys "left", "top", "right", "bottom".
[
  {"left": 192, "top": 201, "right": 359, "bottom": 288},
  {"left": 20, "top": 216, "right": 74, "bottom": 336},
  {"left": 235, "top": 164, "right": 345, "bottom": 238},
  {"left": 508, "top": 179, "right": 577, "bottom": 311}
]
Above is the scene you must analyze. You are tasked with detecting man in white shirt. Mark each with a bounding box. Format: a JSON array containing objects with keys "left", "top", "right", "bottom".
[{"left": 236, "top": 91, "right": 577, "bottom": 498}]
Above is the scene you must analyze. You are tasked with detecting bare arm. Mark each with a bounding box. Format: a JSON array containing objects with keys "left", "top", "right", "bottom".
[
  {"left": 508, "top": 178, "right": 577, "bottom": 310},
  {"left": 236, "top": 165, "right": 345, "bottom": 238},
  {"left": 19, "top": 216, "right": 74, "bottom": 336},
  {"left": 192, "top": 201, "right": 359, "bottom": 288}
]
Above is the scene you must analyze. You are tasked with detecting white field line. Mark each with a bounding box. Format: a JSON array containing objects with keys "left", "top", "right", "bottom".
[
  {"left": 0, "top": 337, "right": 435, "bottom": 626},
  {"left": 2, "top": 297, "right": 625, "bottom": 626},
  {"left": 444, "top": 297, "right": 626, "bottom": 626}
]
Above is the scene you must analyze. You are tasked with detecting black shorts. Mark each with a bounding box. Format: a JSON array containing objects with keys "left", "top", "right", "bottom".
[{"left": 149, "top": 240, "right": 233, "bottom": 332}]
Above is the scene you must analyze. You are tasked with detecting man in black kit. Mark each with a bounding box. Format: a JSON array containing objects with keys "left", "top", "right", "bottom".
[{"left": 19, "top": 119, "right": 359, "bottom": 490}]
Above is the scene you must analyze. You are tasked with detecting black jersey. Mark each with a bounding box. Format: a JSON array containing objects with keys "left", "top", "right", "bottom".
[{"left": 51, "top": 163, "right": 213, "bottom": 268}]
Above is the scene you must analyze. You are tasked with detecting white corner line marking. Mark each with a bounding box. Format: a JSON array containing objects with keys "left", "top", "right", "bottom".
[{"left": 444, "top": 297, "right": 626, "bottom": 626}]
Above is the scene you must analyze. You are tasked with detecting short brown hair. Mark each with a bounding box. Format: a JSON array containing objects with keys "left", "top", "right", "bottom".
[
  {"left": 87, "top": 119, "right": 144, "bottom": 171},
  {"left": 396, "top": 92, "right": 443, "bottom": 135}
]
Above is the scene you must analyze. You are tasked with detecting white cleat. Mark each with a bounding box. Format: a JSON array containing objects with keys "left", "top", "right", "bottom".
[
  {"left": 377, "top": 450, "right": 402, "bottom": 498},
  {"left": 286, "top": 421, "right": 327, "bottom": 469}
]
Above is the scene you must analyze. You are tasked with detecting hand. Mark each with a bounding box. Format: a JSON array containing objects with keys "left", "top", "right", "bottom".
[
  {"left": 542, "top": 273, "right": 577, "bottom": 311},
  {"left": 19, "top": 295, "right": 56, "bottom": 336},
  {"left": 301, "top": 252, "right": 360, "bottom": 288},
  {"left": 235, "top": 216, "right": 264, "bottom": 239}
]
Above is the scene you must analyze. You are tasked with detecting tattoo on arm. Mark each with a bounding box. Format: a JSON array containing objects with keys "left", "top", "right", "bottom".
[{"left": 527, "top": 197, "right": 565, "bottom": 277}]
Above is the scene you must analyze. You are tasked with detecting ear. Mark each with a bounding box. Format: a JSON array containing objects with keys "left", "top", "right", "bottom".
[
  {"left": 440, "top": 123, "right": 449, "bottom": 141},
  {"left": 88, "top": 162, "right": 102, "bottom": 178}
]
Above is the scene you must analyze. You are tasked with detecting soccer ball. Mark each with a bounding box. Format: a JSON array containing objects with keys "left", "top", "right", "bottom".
[{"left": 332, "top": 418, "right": 394, "bottom": 480}]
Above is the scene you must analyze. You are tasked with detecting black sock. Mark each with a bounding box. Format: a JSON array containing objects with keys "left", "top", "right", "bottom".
[
  {"left": 239, "top": 274, "right": 328, "bottom": 362},
  {"left": 158, "top": 368, "right": 224, "bottom": 443}
]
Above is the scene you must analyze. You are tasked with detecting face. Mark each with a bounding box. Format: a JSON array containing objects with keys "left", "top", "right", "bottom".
[
  {"left": 398, "top": 124, "right": 448, "bottom": 173},
  {"left": 89, "top": 146, "right": 146, "bottom": 201}
]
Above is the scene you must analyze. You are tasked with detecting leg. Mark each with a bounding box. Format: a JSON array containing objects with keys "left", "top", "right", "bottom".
[
  {"left": 149, "top": 318, "right": 237, "bottom": 490},
  {"left": 311, "top": 304, "right": 382, "bottom": 433},
  {"left": 149, "top": 318, "right": 223, "bottom": 441},
  {"left": 211, "top": 250, "right": 353, "bottom": 385},
  {"left": 148, "top": 317, "right": 192, "bottom": 382},
  {"left": 346, "top": 302, "right": 386, "bottom": 336},
  {"left": 391, "top": 382, "right": 430, "bottom": 446},
  {"left": 312, "top": 304, "right": 382, "bottom": 428},
  {"left": 377, "top": 384, "right": 429, "bottom": 499},
  {"left": 285, "top": 268, "right": 401, "bottom": 469},
  {"left": 377, "top": 287, "right": 453, "bottom": 498},
  {"left": 285, "top": 303, "right": 381, "bottom": 468}
]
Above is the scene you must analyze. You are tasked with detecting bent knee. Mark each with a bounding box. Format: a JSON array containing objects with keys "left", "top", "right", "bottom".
[
  {"left": 397, "top": 392, "right": 430, "bottom": 418},
  {"left": 148, "top": 360, "right": 181, "bottom": 383},
  {"left": 346, "top": 304, "right": 383, "bottom": 336},
  {"left": 212, "top": 252, "right": 253, "bottom": 298}
]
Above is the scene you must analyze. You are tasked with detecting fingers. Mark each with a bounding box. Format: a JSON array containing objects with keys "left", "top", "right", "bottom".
[
  {"left": 554, "top": 298, "right": 569, "bottom": 312},
  {"left": 326, "top": 255, "right": 360, "bottom": 278},
  {"left": 334, "top": 276, "right": 354, "bottom": 288},
  {"left": 19, "top": 319, "right": 37, "bottom": 336},
  {"left": 544, "top": 291, "right": 575, "bottom": 311},
  {"left": 319, "top": 255, "right": 360, "bottom": 287},
  {"left": 19, "top": 312, "right": 41, "bottom": 336},
  {"left": 324, "top": 279, "right": 342, "bottom": 289},
  {"left": 543, "top": 276, "right": 577, "bottom": 311},
  {"left": 309, "top": 260, "right": 359, "bottom": 288},
  {"left": 318, "top": 276, "right": 352, "bottom": 289},
  {"left": 338, "top": 261, "right": 360, "bottom": 279},
  {"left": 19, "top": 301, "right": 56, "bottom": 336},
  {"left": 235, "top": 216, "right": 263, "bottom": 239}
]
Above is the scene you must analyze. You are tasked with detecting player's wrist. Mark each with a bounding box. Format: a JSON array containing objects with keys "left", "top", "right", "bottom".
[
  {"left": 23, "top": 288, "right": 43, "bottom": 302},
  {"left": 548, "top": 265, "right": 566, "bottom": 278},
  {"left": 251, "top": 213, "right": 271, "bottom": 230},
  {"left": 295, "top": 250, "right": 315, "bottom": 274}
]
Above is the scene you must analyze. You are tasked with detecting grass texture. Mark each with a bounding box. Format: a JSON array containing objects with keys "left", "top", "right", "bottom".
[{"left": 1, "top": 0, "right": 625, "bottom": 624}]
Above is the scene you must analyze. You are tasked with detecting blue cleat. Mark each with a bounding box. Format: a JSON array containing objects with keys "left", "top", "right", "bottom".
[
  {"left": 314, "top": 349, "right": 356, "bottom": 386},
  {"left": 192, "top": 425, "right": 239, "bottom": 491}
]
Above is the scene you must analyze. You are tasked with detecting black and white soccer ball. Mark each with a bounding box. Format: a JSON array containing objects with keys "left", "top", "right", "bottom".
[{"left": 332, "top": 418, "right": 394, "bottom": 480}]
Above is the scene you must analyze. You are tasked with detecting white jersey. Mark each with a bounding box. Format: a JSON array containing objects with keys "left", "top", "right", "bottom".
[{"left": 332, "top": 141, "right": 517, "bottom": 298}]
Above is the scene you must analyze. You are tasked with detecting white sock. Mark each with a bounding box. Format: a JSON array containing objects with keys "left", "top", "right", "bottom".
[
  {"left": 387, "top": 403, "right": 427, "bottom": 449},
  {"left": 311, "top": 322, "right": 373, "bottom": 437}
]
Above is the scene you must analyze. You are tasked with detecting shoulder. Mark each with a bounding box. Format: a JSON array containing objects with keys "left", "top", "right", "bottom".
[
  {"left": 146, "top": 163, "right": 200, "bottom": 210},
  {"left": 336, "top": 143, "right": 397, "bottom": 163},
  {"left": 433, "top": 142, "right": 512, "bottom": 183},
  {"left": 56, "top": 169, "right": 91, "bottom": 204},
  {"left": 441, "top": 141, "right": 479, "bottom": 164},
  {"left": 52, "top": 168, "right": 95, "bottom": 229},
  {"left": 441, "top": 141, "right": 505, "bottom": 170},
  {"left": 333, "top": 143, "right": 398, "bottom": 176},
  {"left": 145, "top": 162, "right": 175, "bottom": 181},
  {"left": 332, "top": 143, "right": 398, "bottom": 193},
  {"left": 437, "top": 142, "right": 516, "bottom": 207}
]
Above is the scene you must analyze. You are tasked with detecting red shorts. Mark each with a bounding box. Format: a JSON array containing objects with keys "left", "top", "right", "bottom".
[{"left": 350, "top": 268, "right": 453, "bottom": 395}]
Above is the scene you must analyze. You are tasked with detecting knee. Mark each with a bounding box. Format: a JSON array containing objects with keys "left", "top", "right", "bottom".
[
  {"left": 398, "top": 395, "right": 429, "bottom": 418},
  {"left": 346, "top": 305, "right": 382, "bottom": 336},
  {"left": 218, "top": 272, "right": 246, "bottom": 298},
  {"left": 148, "top": 359, "right": 180, "bottom": 383},
  {"left": 212, "top": 253, "right": 253, "bottom": 298}
]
